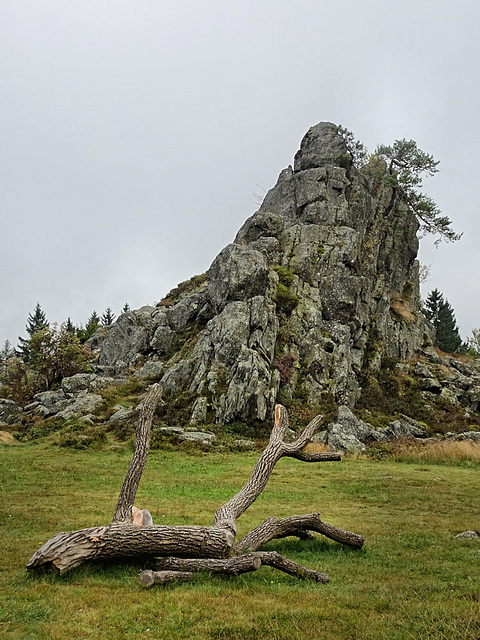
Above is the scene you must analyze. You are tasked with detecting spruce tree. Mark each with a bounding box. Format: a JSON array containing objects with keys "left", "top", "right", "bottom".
[
  {"left": 101, "top": 307, "right": 116, "bottom": 326},
  {"left": 16, "top": 303, "right": 49, "bottom": 361},
  {"left": 423, "top": 289, "right": 462, "bottom": 353},
  {"left": 0, "top": 339, "right": 14, "bottom": 361},
  {"left": 65, "top": 317, "right": 76, "bottom": 334},
  {"left": 76, "top": 311, "right": 101, "bottom": 343}
]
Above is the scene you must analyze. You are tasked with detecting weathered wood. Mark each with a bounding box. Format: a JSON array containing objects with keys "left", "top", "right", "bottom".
[
  {"left": 287, "top": 450, "right": 342, "bottom": 462},
  {"left": 26, "top": 398, "right": 366, "bottom": 583},
  {"left": 141, "top": 552, "right": 329, "bottom": 584},
  {"left": 234, "top": 513, "right": 365, "bottom": 554},
  {"left": 254, "top": 551, "right": 329, "bottom": 583},
  {"left": 26, "top": 523, "right": 233, "bottom": 575},
  {"left": 212, "top": 407, "right": 325, "bottom": 534},
  {"left": 139, "top": 569, "right": 193, "bottom": 586},
  {"left": 113, "top": 384, "right": 163, "bottom": 523},
  {"left": 153, "top": 554, "right": 262, "bottom": 575}
]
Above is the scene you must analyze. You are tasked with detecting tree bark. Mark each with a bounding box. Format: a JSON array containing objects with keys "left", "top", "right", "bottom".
[
  {"left": 112, "top": 383, "right": 163, "bottom": 523},
  {"left": 139, "top": 570, "right": 193, "bottom": 586},
  {"left": 153, "top": 554, "right": 262, "bottom": 576},
  {"left": 138, "top": 551, "right": 329, "bottom": 585},
  {"left": 26, "top": 523, "right": 233, "bottom": 575},
  {"left": 212, "top": 407, "right": 325, "bottom": 535},
  {"left": 26, "top": 393, "right": 365, "bottom": 583},
  {"left": 234, "top": 513, "right": 365, "bottom": 554}
]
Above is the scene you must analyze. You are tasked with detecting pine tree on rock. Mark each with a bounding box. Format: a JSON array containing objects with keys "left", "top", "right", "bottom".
[
  {"left": 16, "top": 303, "right": 49, "bottom": 362},
  {"left": 423, "top": 289, "right": 462, "bottom": 353},
  {"left": 374, "top": 139, "right": 462, "bottom": 244}
]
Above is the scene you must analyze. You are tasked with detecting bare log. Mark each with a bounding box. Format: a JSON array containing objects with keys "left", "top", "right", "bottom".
[
  {"left": 140, "top": 552, "right": 329, "bottom": 584},
  {"left": 27, "top": 400, "right": 365, "bottom": 581},
  {"left": 234, "top": 513, "right": 365, "bottom": 554},
  {"left": 113, "top": 384, "right": 163, "bottom": 523},
  {"left": 254, "top": 551, "right": 329, "bottom": 583},
  {"left": 152, "top": 554, "right": 262, "bottom": 575},
  {"left": 287, "top": 450, "right": 341, "bottom": 462},
  {"left": 26, "top": 523, "right": 232, "bottom": 575},
  {"left": 139, "top": 570, "right": 193, "bottom": 586}
]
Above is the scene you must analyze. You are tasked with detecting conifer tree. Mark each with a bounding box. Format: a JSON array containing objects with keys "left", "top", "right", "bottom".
[
  {"left": 339, "top": 126, "right": 461, "bottom": 244},
  {"left": 374, "top": 139, "right": 462, "bottom": 244},
  {"left": 65, "top": 317, "right": 76, "bottom": 334},
  {"left": 101, "top": 307, "right": 116, "bottom": 326},
  {"left": 0, "top": 339, "right": 14, "bottom": 361},
  {"left": 76, "top": 311, "right": 101, "bottom": 343},
  {"left": 16, "top": 303, "right": 49, "bottom": 361},
  {"left": 423, "top": 289, "right": 462, "bottom": 353}
]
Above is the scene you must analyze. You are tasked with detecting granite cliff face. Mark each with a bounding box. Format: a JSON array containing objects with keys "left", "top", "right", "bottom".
[{"left": 92, "top": 123, "right": 432, "bottom": 424}]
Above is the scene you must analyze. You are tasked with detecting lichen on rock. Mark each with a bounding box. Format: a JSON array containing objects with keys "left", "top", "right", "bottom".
[{"left": 93, "top": 122, "right": 433, "bottom": 425}]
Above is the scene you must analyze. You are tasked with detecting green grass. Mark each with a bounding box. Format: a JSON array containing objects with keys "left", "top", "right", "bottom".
[{"left": 1, "top": 444, "right": 479, "bottom": 639}]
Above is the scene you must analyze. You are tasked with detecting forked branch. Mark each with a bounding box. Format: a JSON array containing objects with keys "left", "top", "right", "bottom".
[
  {"left": 27, "top": 394, "right": 365, "bottom": 583},
  {"left": 212, "top": 406, "right": 335, "bottom": 535}
]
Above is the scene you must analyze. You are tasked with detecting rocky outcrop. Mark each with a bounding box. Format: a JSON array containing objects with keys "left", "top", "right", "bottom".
[
  {"left": 6, "top": 123, "right": 479, "bottom": 441},
  {"left": 412, "top": 349, "right": 480, "bottom": 411},
  {"left": 313, "top": 406, "right": 429, "bottom": 453},
  {"left": 0, "top": 398, "right": 23, "bottom": 425},
  {"left": 22, "top": 373, "right": 128, "bottom": 421},
  {"left": 89, "top": 122, "right": 432, "bottom": 425}
]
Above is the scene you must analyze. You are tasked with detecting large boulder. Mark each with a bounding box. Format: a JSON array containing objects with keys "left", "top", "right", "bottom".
[
  {"left": 0, "top": 398, "right": 24, "bottom": 425},
  {"left": 96, "top": 307, "right": 163, "bottom": 373},
  {"left": 56, "top": 394, "right": 105, "bottom": 420}
]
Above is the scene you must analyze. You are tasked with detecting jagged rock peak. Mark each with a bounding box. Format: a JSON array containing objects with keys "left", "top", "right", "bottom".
[
  {"left": 294, "top": 122, "right": 351, "bottom": 171},
  {"left": 91, "top": 122, "right": 433, "bottom": 425}
]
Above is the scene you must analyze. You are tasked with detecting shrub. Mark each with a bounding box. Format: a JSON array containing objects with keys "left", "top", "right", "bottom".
[
  {"left": 274, "top": 283, "right": 299, "bottom": 316},
  {"left": 273, "top": 353, "right": 297, "bottom": 384},
  {"left": 158, "top": 273, "right": 207, "bottom": 307},
  {"left": 273, "top": 265, "right": 294, "bottom": 287}
]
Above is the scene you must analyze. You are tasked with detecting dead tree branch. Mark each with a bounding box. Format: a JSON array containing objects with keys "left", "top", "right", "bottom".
[
  {"left": 27, "top": 394, "right": 365, "bottom": 583},
  {"left": 138, "top": 551, "right": 329, "bottom": 585},
  {"left": 112, "top": 383, "right": 163, "bottom": 523},
  {"left": 212, "top": 407, "right": 325, "bottom": 536},
  {"left": 233, "top": 513, "right": 365, "bottom": 554}
]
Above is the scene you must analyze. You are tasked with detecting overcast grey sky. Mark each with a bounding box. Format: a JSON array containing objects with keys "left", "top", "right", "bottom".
[{"left": 1, "top": 0, "right": 479, "bottom": 347}]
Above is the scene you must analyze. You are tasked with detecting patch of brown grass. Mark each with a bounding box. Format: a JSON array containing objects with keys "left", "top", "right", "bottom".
[
  {"left": 389, "top": 297, "right": 416, "bottom": 323},
  {"left": 371, "top": 438, "right": 480, "bottom": 464},
  {"left": 0, "top": 430, "right": 18, "bottom": 445},
  {"left": 303, "top": 442, "right": 331, "bottom": 453}
]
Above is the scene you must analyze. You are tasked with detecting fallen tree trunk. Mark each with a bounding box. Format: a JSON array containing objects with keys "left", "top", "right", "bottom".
[
  {"left": 27, "top": 384, "right": 364, "bottom": 583},
  {"left": 139, "top": 570, "right": 193, "bottom": 586},
  {"left": 26, "top": 523, "right": 232, "bottom": 575}
]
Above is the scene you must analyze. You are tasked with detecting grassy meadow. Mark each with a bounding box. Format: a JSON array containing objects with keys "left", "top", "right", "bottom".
[{"left": 1, "top": 442, "right": 479, "bottom": 639}]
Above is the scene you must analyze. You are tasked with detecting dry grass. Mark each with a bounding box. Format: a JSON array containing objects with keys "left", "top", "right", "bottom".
[
  {"left": 302, "top": 442, "right": 331, "bottom": 453},
  {"left": 368, "top": 438, "right": 480, "bottom": 464},
  {"left": 389, "top": 297, "right": 416, "bottom": 323},
  {"left": 0, "top": 431, "right": 18, "bottom": 445}
]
